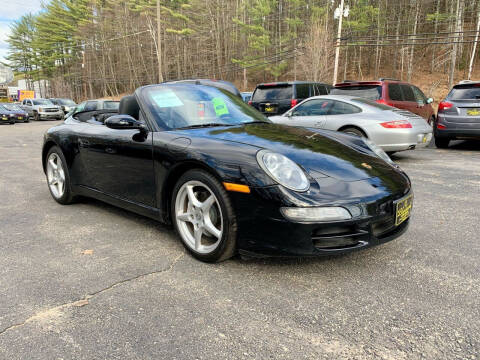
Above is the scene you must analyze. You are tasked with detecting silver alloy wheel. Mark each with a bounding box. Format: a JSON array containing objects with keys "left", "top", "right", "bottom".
[
  {"left": 46, "top": 153, "right": 66, "bottom": 199},
  {"left": 175, "top": 180, "right": 223, "bottom": 254}
]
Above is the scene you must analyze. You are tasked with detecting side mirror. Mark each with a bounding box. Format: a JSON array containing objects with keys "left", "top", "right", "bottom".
[
  {"left": 105, "top": 115, "right": 147, "bottom": 132},
  {"left": 426, "top": 98, "right": 434, "bottom": 104}
]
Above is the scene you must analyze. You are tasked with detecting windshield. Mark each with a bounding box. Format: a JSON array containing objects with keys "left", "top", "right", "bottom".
[
  {"left": 449, "top": 85, "right": 480, "bottom": 100},
  {"left": 330, "top": 86, "right": 382, "bottom": 100},
  {"left": 33, "top": 99, "right": 54, "bottom": 106},
  {"left": 104, "top": 101, "right": 119, "bottom": 110},
  {"left": 142, "top": 84, "right": 269, "bottom": 129},
  {"left": 351, "top": 97, "right": 392, "bottom": 110},
  {"left": 56, "top": 98, "right": 76, "bottom": 105},
  {"left": 1, "top": 104, "right": 22, "bottom": 111},
  {"left": 252, "top": 85, "right": 293, "bottom": 102}
]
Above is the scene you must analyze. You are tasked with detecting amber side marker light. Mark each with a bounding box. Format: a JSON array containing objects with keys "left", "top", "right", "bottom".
[{"left": 223, "top": 182, "right": 251, "bottom": 194}]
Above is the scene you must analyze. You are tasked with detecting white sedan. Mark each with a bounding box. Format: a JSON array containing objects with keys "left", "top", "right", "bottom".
[{"left": 269, "top": 95, "right": 433, "bottom": 153}]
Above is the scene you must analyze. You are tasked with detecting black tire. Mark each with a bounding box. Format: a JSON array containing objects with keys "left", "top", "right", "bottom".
[
  {"left": 34, "top": 112, "right": 40, "bottom": 121},
  {"left": 171, "top": 169, "right": 237, "bottom": 263},
  {"left": 10, "top": 121, "right": 15, "bottom": 125},
  {"left": 341, "top": 127, "right": 366, "bottom": 138},
  {"left": 435, "top": 137, "right": 450, "bottom": 149},
  {"left": 45, "top": 146, "right": 76, "bottom": 205}
]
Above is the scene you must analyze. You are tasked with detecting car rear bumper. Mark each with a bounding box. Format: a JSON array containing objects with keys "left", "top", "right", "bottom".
[
  {"left": 434, "top": 128, "right": 480, "bottom": 139},
  {"left": 373, "top": 129, "right": 432, "bottom": 152},
  {"left": 435, "top": 115, "right": 480, "bottom": 139}
]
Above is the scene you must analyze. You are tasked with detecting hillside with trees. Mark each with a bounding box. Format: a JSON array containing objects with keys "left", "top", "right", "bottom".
[{"left": 5, "top": 0, "right": 480, "bottom": 101}]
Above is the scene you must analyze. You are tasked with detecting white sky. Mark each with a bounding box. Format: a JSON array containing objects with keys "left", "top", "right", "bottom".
[{"left": 0, "top": 1, "right": 44, "bottom": 62}]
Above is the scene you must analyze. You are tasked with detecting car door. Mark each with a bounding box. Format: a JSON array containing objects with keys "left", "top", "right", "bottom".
[
  {"left": 323, "top": 100, "right": 362, "bottom": 130},
  {"left": 23, "top": 99, "right": 33, "bottom": 116},
  {"left": 399, "top": 84, "right": 419, "bottom": 115},
  {"left": 288, "top": 99, "right": 330, "bottom": 127},
  {"left": 412, "top": 86, "right": 430, "bottom": 120},
  {"left": 78, "top": 112, "right": 156, "bottom": 207}
]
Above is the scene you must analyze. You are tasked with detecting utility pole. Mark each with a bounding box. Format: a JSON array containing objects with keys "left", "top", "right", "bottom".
[
  {"left": 468, "top": 8, "right": 480, "bottom": 80},
  {"left": 449, "top": 0, "right": 462, "bottom": 89},
  {"left": 157, "top": 0, "right": 163, "bottom": 83},
  {"left": 332, "top": 0, "right": 345, "bottom": 85}
]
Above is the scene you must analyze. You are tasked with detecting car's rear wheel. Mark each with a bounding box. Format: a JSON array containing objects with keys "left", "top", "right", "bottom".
[
  {"left": 45, "top": 146, "right": 75, "bottom": 204},
  {"left": 172, "top": 169, "right": 237, "bottom": 262},
  {"left": 435, "top": 137, "right": 450, "bottom": 149},
  {"left": 341, "top": 127, "right": 366, "bottom": 138}
]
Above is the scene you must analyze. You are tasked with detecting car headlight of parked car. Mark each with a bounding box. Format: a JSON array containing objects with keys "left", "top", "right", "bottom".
[
  {"left": 256, "top": 150, "right": 310, "bottom": 192},
  {"left": 39, "top": 107, "right": 44, "bottom": 112},
  {"left": 363, "top": 138, "right": 394, "bottom": 165}
]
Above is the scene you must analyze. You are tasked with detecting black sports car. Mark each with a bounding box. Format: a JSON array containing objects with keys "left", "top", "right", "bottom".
[{"left": 42, "top": 83, "right": 413, "bottom": 262}]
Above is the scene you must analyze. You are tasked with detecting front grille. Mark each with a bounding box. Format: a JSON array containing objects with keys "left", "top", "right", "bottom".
[
  {"left": 312, "top": 225, "right": 369, "bottom": 249},
  {"left": 44, "top": 108, "right": 58, "bottom": 113}
]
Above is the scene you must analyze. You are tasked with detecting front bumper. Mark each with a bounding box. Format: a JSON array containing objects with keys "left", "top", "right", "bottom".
[
  {"left": 39, "top": 111, "right": 64, "bottom": 120},
  {"left": 230, "top": 180, "right": 412, "bottom": 257}
]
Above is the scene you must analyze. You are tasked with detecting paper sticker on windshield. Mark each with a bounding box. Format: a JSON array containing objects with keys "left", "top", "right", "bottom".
[
  {"left": 150, "top": 90, "right": 184, "bottom": 108},
  {"left": 212, "top": 97, "right": 229, "bottom": 116}
]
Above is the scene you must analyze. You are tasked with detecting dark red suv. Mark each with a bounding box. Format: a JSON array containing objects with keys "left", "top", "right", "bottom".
[{"left": 331, "top": 78, "right": 435, "bottom": 124}]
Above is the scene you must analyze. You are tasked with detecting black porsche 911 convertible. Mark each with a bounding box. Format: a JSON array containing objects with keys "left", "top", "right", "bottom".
[{"left": 42, "top": 83, "right": 413, "bottom": 262}]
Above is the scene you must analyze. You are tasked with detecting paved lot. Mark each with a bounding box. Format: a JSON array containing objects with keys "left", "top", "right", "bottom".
[{"left": 0, "top": 121, "right": 479, "bottom": 359}]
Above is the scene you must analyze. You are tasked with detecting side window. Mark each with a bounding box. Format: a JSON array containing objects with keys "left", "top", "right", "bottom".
[
  {"left": 22, "top": 100, "right": 26, "bottom": 105},
  {"left": 327, "top": 101, "right": 362, "bottom": 115},
  {"left": 292, "top": 99, "right": 333, "bottom": 116},
  {"left": 295, "top": 84, "right": 310, "bottom": 99},
  {"left": 388, "top": 84, "right": 403, "bottom": 101},
  {"left": 412, "top": 86, "right": 427, "bottom": 105},
  {"left": 28, "top": 100, "right": 32, "bottom": 106},
  {"left": 84, "top": 101, "right": 98, "bottom": 111},
  {"left": 401, "top": 84, "right": 416, "bottom": 102}
]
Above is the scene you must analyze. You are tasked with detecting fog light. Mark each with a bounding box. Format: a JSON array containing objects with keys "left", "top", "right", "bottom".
[{"left": 281, "top": 206, "right": 352, "bottom": 222}]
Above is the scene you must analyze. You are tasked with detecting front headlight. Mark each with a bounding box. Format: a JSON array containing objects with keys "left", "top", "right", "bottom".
[
  {"left": 257, "top": 150, "right": 310, "bottom": 191},
  {"left": 363, "top": 139, "right": 394, "bottom": 165},
  {"left": 39, "top": 107, "right": 44, "bottom": 112}
]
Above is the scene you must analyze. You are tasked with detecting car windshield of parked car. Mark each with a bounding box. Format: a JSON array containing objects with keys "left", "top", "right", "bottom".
[
  {"left": 253, "top": 85, "right": 293, "bottom": 101},
  {"left": 57, "top": 99, "right": 76, "bottom": 105},
  {"left": 449, "top": 85, "right": 480, "bottom": 100},
  {"left": 330, "top": 86, "right": 382, "bottom": 100},
  {"left": 143, "top": 84, "right": 269, "bottom": 129},
  {"left": 33, "top": 99, "right": 54, "bottom": 106},
  {"left": 2, "top": 104, "right": 22, "bottom": 111},
  {"left": 351, "top": 97, "right": 392, "bottom": 110},
  {"left": 104, "top": 101, "right": 120, "bottom": 110}
]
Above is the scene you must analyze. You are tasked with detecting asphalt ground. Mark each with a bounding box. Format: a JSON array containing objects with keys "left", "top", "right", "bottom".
[{"left": 0, "top": 121, "right": 478, "bottom": 359}]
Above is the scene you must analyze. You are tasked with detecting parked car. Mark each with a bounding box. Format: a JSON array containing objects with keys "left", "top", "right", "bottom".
[
  {"left": 43, "top": 83, "right": 412, "bottom": 262},
  {"left": 331, "top": 79, "right": 435, "bottom": 124},
  {"left": 241, "top": 92, "right": 253, "bottom": 103},
  {"left": 270, "top": 95, "right": 432, "bottom": 154},
  {"left": 164, "top": 79, "right": 242, "bottom": 98},
  {"left": 250, "top": 81, "right": 332, "bottom": 116},
  {"left": 0, "top": 103, "right": 29, "bottom": 123},
  {"left": 20, "top": 98, "right": 63, "bottom": 121},
  {"left": 50, "top": 98, "right": 77, "bottom": 114},
  {"left": 66, "top": 99, "right": 120, "bottom": 118},
  {"left": 435, "top": 80, "right": 480, "bottom": 148}
]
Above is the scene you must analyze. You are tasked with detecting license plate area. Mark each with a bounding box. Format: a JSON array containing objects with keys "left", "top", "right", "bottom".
[
  {"left": 467, "top": 109, "right": 480, "bottom": 116},
  {"left": 394, "top": 194, "right": 413, "bottom": 226}
]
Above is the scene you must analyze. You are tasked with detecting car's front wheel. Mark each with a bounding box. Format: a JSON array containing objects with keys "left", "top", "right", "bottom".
[
  {"left": 45, "top": 146, "right": 75, "bottom": 204},
  {"left": 435, "top": 137, "right": 450, "bottom": 149},
  {"left": 341, "top": 127, "right": 366, "bottom": 138},
  {"left": 172, "top": 169, "right": 237, "bottom": 262},
  {"left": 34, "top": 112, "right": 40, "bottom": 121}
]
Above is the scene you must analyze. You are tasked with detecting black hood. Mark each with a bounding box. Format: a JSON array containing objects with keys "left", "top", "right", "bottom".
[{"left": 193, "top": 123, "right": 395, "bottom": 182}]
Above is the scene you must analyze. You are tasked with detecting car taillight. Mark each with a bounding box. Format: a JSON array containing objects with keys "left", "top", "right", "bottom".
[
  {"left": 437, "top": 123, "right": 446, "bottom": 129},
  {"left": 380, "top": 120, "right": 412, "bottom": 128},
  {"left": 291, "top": 99, "right": 298, "bottom": 108},
  {"left": 248, "top": 100, "right": 252, "bottom": 106},
  {"left": 438, "top": 101, "right": 453, "bottom": 112},
  {"left": 376, "top": 99, "right": 393, "bottom": 107}
]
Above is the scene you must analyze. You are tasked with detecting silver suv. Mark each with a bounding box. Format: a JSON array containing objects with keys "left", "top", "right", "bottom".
[
  {"left": 435, "top": 80, "right": 480, "bottom": 148},
  {"left": 20, "top": 98, "right": 64, "bottom": 121}
]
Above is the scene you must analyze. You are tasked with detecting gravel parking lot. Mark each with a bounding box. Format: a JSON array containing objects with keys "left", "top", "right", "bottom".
[{"left": 0, "top": 121, "right": 479, "bottom": 359}]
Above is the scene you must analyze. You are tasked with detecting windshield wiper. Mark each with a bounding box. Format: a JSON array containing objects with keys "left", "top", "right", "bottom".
[{"left": 177, "top": 123, "right": 235, "bottom": 130}]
